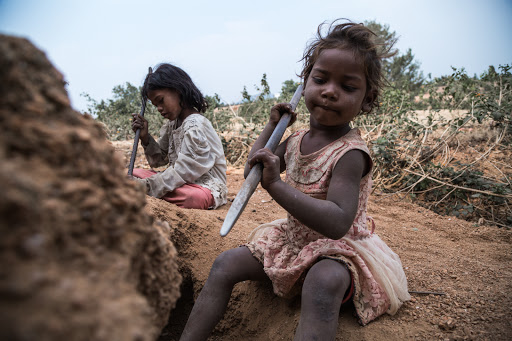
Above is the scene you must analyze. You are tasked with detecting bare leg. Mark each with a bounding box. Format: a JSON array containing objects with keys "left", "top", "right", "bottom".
[
  {"left": 294, "top": 259, "right": 351, "bottom": 341},
  {"left": 180, "top": 246, "right": 268, "bottom": 341}
]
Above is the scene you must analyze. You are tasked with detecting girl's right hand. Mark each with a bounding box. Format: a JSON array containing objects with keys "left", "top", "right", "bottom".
[
  {"left": 269, "top": 103, "right": 297, "bottom": 127},
  {"left": 132, "top": 113, "right": 149, "bottom": 143},
  {"left": 247, "top": 148, "right": 282, "bottom": 190}
]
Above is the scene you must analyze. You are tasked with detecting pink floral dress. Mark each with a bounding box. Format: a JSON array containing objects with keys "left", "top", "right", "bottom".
[{"left": 245, "top": 128, "right": 410, "bottom": 325}]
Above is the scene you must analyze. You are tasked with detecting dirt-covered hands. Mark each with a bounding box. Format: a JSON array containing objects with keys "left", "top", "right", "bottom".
[
  {"left": 243, "top": 102, "right": 297, "bottom": 180},
  {"left": 131, "top": 113, "right": 149, "bottom": 144},
  {"left": 247, "top": 148, "right": 282, "bottom": 190},
  {"left": 127, "top": 173, "right": 149, "bottom": 191},
  {"left": 269, "top": 103, "right": 297, "bottom": 127}
]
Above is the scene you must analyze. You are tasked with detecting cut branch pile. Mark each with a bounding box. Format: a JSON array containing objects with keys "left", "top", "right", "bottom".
[{"left": 358, "top": 109, "right": 511, "bottom": 228}]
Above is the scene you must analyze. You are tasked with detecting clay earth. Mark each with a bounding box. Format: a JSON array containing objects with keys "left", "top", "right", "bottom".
[
  {"left": 119, "top": 140, "right": 511, "bottom": 341},
  {"left": 0, "top": 35, "right": 181, "bottom": 341}
]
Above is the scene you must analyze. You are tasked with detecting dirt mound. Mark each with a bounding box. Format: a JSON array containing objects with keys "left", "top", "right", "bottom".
[{"left": 0, "top": 35, "right": 181, "bottom": 340}]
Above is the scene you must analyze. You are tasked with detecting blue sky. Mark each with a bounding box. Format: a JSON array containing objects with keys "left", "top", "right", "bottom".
[{"left": 1, "top": 0, "right": 511, "bottom": 113}]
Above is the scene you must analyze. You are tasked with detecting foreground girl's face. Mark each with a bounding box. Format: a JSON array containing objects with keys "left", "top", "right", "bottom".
[
  {"left": 148, "top": 88, "right": 182, "bottom": 121},
  {"left": 304, "top": 48, "right": 369, "bottom": 128}
]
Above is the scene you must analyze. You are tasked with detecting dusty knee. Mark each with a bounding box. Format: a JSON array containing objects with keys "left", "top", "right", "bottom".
[
  {"left": 209, "top": 247, "right": 258, "bottom": 285},
  {"left": 302, "top": 260, "right": 351, "bottom": 301},
  {"left": 210, "top": 249, "right": 238, "bottom": 277}
]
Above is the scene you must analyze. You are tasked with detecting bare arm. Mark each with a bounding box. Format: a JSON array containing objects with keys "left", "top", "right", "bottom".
[{"left": 248, "top": 148, "right": 368, "bottom": 239}]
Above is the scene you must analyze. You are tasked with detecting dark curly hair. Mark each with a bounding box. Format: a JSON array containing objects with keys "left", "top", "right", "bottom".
[
  {"left": 141, "top": 63, "right": 208, "bottom": 113},
  {"left": 300, "top": 19, "right": 396, "bottom": 114}
]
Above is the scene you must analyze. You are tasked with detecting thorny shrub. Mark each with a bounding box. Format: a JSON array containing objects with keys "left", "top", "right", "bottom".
[{"left": 354, "top": 65, "right": 511, "bottom": 228}]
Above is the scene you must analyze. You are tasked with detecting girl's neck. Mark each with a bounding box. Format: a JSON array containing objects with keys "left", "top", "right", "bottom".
[
  {"left": 176, "top": 107, "right": 195, "bottom": 128},
  {"left": 309, "top": 118, "right": 352, "bottom": 140}
]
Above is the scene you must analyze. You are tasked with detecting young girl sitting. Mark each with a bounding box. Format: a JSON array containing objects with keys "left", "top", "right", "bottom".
[
  {"left": 179, "top": 20, "right": 410, "bottom": 340},
  {"left": 131, "top": 63, "right": 227, "bottom": 209}
]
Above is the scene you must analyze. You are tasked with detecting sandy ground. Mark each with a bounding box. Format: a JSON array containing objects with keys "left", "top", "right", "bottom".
[{"left": 114, "top": 140, "right": 511, "bottom": 341}]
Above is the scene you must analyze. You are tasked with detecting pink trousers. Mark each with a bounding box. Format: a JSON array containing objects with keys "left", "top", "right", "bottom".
[{"left": 133, "top": 169, "right": 214, "bottom": 209}]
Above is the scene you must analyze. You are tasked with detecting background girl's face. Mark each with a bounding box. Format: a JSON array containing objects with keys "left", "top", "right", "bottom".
[
  {"left": 304, "top": 48, "right": 371, "bottom": 128},
  {"left": 148, "top": 88, "right": 183, "bottom": 121}
]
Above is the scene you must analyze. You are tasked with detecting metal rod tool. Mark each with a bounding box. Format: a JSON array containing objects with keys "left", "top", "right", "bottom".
[
  {"left": 220, "top": 84, "right": 303, "bottom": 237},
  {"left": 128, "top": 67, "right": 152, "bottom": 176}
]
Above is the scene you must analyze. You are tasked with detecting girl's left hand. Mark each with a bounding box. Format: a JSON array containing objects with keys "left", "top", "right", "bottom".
[
  {"left": 247, "top": 148, "right": 281, "bottom": 189},
  {"left": 269, "top": 103, "right": 297, "bottom": 127}
]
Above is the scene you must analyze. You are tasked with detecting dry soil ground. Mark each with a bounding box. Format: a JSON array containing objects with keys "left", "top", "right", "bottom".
[{"left": 114, "top": 140, "right": 511, "bottom": 341}]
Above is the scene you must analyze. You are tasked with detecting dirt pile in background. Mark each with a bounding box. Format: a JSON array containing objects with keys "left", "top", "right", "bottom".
[{"left": 0, "top": 35, "right": 181, "bottom": 340}]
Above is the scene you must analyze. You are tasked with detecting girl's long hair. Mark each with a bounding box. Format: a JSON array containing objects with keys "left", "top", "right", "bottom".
[{"left": 142, "top": 63, "right": 208, "bottom": 113}]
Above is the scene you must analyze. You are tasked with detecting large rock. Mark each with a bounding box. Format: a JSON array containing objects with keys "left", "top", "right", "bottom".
[{"left": 0, "top": 35, "right": 181, "bottom": 341}]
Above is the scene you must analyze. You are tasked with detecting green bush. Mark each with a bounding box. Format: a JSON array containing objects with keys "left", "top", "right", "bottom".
[{"left": 83, "top": 82, "right": 164, "bottom": 141}]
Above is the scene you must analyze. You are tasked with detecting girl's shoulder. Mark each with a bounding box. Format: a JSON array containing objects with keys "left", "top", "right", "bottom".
[
  {"left": 290, "top": 129, "right": 308, "bottom": 138},
  {"left": 182, "top": 113, "right": 211, "bottom": 130},
  {"left": 335, "top": 128, "right": 370, "bottom": 158},
  {"left": 286, "top": 129, "right": 308, "bottom": 145},
  {"left": 344, "top": 128, "right": 368, "bottom": 147}
]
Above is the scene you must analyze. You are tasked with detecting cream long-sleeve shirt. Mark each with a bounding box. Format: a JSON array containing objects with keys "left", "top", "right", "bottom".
[{"left": 140, "top": 114, "right": 227, "bottom": 209}]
